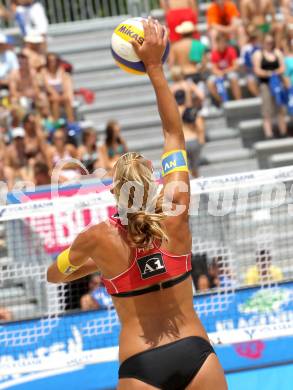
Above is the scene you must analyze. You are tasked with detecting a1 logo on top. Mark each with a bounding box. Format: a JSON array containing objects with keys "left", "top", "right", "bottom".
[{"left": 111, "top": 17, "right": 170, "bottom": 75}]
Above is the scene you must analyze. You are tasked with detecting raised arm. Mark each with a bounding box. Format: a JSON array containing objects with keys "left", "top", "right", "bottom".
[{"left": 131, "top": 19, "right": 189, "bottom": 215}]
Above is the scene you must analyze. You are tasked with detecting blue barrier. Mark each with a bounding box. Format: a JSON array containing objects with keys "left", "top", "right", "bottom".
[{"left": 1, "top": 282, "right": 292, "bottom": 389}]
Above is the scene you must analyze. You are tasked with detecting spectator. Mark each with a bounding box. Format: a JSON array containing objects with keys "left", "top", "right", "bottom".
[
  {"left": 12, "top": 0, "right": 48, "bottom": 39},
  {"left": 0, "top": 142, "right": 14, "bottom": 191},
  {"left": 99, "top": 121, "right": 128, "bottom": 172},
  {"left": 245, "top": 249, "right": 283, "bottom": 285},
  {"left": 42, "top": 53, "right": 75, "bottom": 123},
  {"left": 284, "top": 34, "right": 293, "bottom": 89},
  {"left": 206, "top": 0, "right": 245, "bottom": 49},
  {"left": 171, "top": 66, "right": 205, "bottom": 177},
  {"left": 33, "top": 161, "right": 51, "bottom": 186},
  {"left": 0, "top": 307, "right": 12, "bottom": 321},
  {"left": 80, "top": 274, "right": 112, "bottom": 311},
  {"left": 207, "top": 33, "right": 242, "bottom": 105},
  {"left": 78, "top": 127, "right": 103, "bottom": 174},
  {"left": 0, "top": 34, "right": 19, "bottom": 91},
  {"left": 241, "top": 0, "right": 283, "bottom": 48},
  {"left": 9, "top": 53, "right": 41, "bottom": 108},
  {"left": 23, "top": 113, "right": 47, "bottom": 162},
  {"left": 6, "top": 127, "right": 30, "bottom": 181},
  {"left": 22, "top": 34, "right": 46, "bottom": 73},
  {"left": 169, "top": 21, "right": 208, "bottom": 86},
  {"left": 190, "top": 253, "right": 209, "bottom": 289},
  {"left": 253, "top": 34, "right": 287, "bottom": 138},
  {"left": 160, "top": 0, "right": 198, "bottom": 43},
  {"left": 209, "top": 256, "right": 235, "bottom": 288},
  {"left": 46, "top": 128, "right": 79, "bottom": 181},
  {"left": 196, "top": 274, "right": 211, "bottom": 292},
  {"left": 240, "top": 27, "right": 261, "bottom": 96},
  {"left": 281, "top": 0, "right": 293, "bottom": 25}
]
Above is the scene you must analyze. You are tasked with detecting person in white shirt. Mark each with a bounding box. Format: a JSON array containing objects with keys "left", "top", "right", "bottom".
[
  {"left": 12, "top": 0, "right": 48, "bottom": 38},
  {"left": 0, "top": 34, "right": 19, "bottom": 89}
]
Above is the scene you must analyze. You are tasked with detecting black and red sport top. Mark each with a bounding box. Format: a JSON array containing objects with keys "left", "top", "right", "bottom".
[{"left": 102, "top": 215, "right": 192, "bottom": 297}]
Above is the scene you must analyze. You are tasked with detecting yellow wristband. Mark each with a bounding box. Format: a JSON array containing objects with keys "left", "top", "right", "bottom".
[
  {"left": 161, "top": 149, "right": 189, "bottom": 177},
  {"left": 57, "top": 248, "right": 80, "bottom": 275}
]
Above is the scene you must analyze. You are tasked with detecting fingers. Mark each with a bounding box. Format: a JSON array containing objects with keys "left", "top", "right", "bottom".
[
  {"left": 142, "top": 19, "right": 150, "bottom": 42},
  {"left": 130, "top": 39, "right": 140, "bottom": 54},
  {"left": 148, "top": 16, "right": 156, "bottom": 41},
  {"left": 155, "top": 20, "right": 164, "bottom": 45},
  {"left": 162, "top": 26, "right": 169, "bottom": 47}
]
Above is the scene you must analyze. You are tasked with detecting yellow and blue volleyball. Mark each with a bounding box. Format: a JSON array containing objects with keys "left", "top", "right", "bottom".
[{"left": 111, "top": 17, "right": 170, "bottom": 75}]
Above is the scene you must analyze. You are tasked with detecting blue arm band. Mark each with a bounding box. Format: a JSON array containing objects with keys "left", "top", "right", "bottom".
[{"left": 161, "top": 150, "right": 189, "bottom": 177}]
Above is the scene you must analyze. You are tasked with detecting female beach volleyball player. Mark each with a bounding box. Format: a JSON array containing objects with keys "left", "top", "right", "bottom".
[{"left": 47, "top": 18, "right": 227, "bottom": 390}]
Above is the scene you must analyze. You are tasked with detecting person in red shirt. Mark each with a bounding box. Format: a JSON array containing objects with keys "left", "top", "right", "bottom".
[
  {"left": 207, "top": 33, "right": 242, "bottom": 104},
  {"left": 160, "top": 0, "right": 199, "bottom": 43},
  {"left": 207, "top": 0, "right": 246, "bottom": 49}
]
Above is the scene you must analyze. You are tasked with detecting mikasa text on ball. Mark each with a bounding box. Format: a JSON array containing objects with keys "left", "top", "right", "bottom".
[{"left": 111, "top": 17, "right": 170, "bottom": 75}]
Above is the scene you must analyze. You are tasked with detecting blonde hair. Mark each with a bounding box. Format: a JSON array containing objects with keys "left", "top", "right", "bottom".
[{"left": 113, "top": 152, "right": 168, "bottom": 248}]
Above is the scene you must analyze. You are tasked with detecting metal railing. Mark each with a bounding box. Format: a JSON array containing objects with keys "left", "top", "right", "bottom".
[{"left": 0, "top": 0, "right": 161, "bottom": 26}]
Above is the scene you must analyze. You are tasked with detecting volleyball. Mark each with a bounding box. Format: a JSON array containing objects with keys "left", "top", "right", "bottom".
[{"left": 111, "top": 17, "right": 170, "bottom": 75}]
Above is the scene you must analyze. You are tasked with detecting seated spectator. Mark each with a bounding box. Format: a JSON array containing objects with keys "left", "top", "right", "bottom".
[
  {"left": 284, "top": 35, "right": 293, "bottom": 88},
  {"left": 46, "top": 128, "right": 79, "bottom": 181},
  {"left": 39, "top": 102, "right": 65, "bottom": 136},
  {"left": 80, "top": 274, "right": 112, "bottom": 311},
  {"left": 209, "top": 256, "right": 235, "bottom": 288},
  {"left": 99, "top": 121, "right": 128, "bottom": 172},
  {"left": 0, "top": 34, "right": 19, "bottom": 91},
  {"left": 171, "top": 67, "right": 205, "bottom": 177},
  {"left": 160, "top": 0, "right": 198, "bottom": 43},
  {"left": 240, "top": 27, "right": 261, "bottom": 97},
  {"left": 0, "top": 141, "right": 14, "bottom": 191},
  {"left": 169, "top": 21, "right": 208, "bottom": 86},
  {"left": 78, "top": 127, "right": 103, "bottom": 174},
  {"left": 253, "top": 34, "right": 287, "bottom": 138},
  {"left": 12, "top": 0, "right": 48, "bottom": 39},
  {"left": 0, "top": 306, "right": 12, "bottom": 321},
  {"left": 190, "top": 253, "right": 209, "bottom": 289},
  {"left": 6, "top": 127, "right": 30, "bottom": 181},
  {"left": 42, "top": 53, "right": 75, "bottom": 123},
  {"left": 196, "top": 274, "right": 211, "bottom": 292},
  {"left": 245, "top": 249, "right": 283, "bottom": 285},
  {"left": 33, "top": 161, "right": 51, "bottom": 186},
  {"left": 207, "top": 0, "right": 245, "bottom": 49},
  {"left": 9, "top": 53, "right": 41, "bottom": 108},
  {"left": 22, "top": 34, "right": 46, "bottom": 73},
  {"left": 23, "top": 113, "right": 47, "bottom": 162},
  {"left": 281, "top": 0, "right": 293, "bottom": 25},
  {"left": 207, "top": 33, "right": 242, "bottom": 105},
  {"left": 241, "top": 0, "right": 283, "bottom": 48}
]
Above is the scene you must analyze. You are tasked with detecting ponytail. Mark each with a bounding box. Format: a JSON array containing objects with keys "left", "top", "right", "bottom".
[{"left": 127, "top": 209, "right": 167, "bottom": 248}]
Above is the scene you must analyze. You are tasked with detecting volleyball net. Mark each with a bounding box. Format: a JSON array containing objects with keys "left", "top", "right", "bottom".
[{"left": 0, "top": 166, "right": 292, "bottom": 382}]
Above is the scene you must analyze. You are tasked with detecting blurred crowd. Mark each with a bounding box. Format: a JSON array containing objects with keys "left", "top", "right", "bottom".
[
  {"left": 0, "top": 1, "right": 129, "bottom": 191},
  {"left": 0, "top": 0, "right": 292, "bottom": 189},
  {"left": 162, "top": 0, "right": 293, "bottom": 176}
]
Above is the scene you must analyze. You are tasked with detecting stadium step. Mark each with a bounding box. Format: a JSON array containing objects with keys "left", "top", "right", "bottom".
[
  {"left": 207, "top": 127, "right": 239, "bottom": 141},
  {"left": 202, "top": 147, "right": 253, "bottom": 164},
  {"left": 8, "top": 303, "right": 39, "bottom": 321},
  {"left": 0, "top": 286, "right": 31, "bottom": 306},
  {"left": 80, "top": 91, "right": 156, "bottom": 114},
  {"left": 254, "top": 138, "right": 293, "bottom": 169},
  {"left": 0, "top": 257, "right": 12, "bottom": 266},
  {"left": 268, "top": 152, "right": 293, "bottom": 168},
  {"left": 224, "top": 97, "right": 262, "bottom": 128},
  {"left": 199, "top": 158, "right": 258, "bottom": 177}
]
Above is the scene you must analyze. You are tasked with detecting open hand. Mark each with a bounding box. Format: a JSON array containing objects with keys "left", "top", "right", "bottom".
[{"left": 131, "top": 17, "right": 168, "bottom": 70}]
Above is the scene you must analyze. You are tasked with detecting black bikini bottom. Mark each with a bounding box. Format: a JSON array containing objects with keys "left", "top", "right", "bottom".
[{"left": 119, "top": 336, "right": 215, "bottom": 389}]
